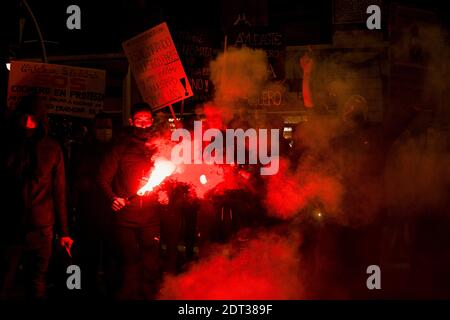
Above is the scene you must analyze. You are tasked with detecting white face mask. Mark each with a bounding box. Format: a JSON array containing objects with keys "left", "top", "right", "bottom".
[{"left": 95, "top": 128, "right": 112, "bottom": 142}]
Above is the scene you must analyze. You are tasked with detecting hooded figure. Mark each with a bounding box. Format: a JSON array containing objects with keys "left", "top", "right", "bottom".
[{"left": 0, "top": 94, "right": 73, "bottom": 299}]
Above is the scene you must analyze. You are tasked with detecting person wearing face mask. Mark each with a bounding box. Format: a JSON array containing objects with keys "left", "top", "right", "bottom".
[
  {"left": 97, "top": 102, "right": 162, "bottom": 299},
  {"left": 71, "top": 112, "right": 115, "bottom": 298},
  {"left": 0, "top": 94, "right": 73, "bottom": 299}
]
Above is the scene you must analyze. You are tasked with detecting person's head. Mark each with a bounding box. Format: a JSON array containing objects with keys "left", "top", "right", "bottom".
[
  {"left": 129, "top": 102, "right": 154, "bottom": 139},
  {"left": 94, "top": 112, "right": 113, "bottom": 142},
  {"left": 14, "top": 93, "right": 48, "bottom": 139}
]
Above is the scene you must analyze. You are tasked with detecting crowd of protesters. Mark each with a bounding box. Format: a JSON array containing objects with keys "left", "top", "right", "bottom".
[
  {"left": 0, "top": 52, "right": 449, "bottom": 300},
  {"left": 0, "top": 93, "right": 273, "bottom": 299}
]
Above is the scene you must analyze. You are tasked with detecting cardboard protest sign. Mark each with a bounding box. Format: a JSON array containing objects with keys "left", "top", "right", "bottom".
[
  {"left": 172, "top": 29, "right": 219, "bottom": 104},
  {"left": 7, "top": 61, "right": 106, "bottom": 118},
  {"left": 122, "top": 22, "right": 193, "bottom": 110}
]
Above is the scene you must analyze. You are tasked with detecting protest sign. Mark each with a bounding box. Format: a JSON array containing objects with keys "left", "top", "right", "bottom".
[
  {"left": 7, "top": 61, "right": 106, "bottom": 118},
  {"left": 123, "top": 22, "right": 193, "bottom": 110}
]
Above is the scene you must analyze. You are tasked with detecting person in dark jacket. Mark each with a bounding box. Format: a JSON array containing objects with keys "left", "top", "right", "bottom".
[
  {"left": 0, "top": 94, "right": 73, "bottom": 299},
  {"left": 98, "top": 102, "right": 162, "bottom": 299},
  {"left": 71, "top": 112, "right": 115, "bottom": 297}
]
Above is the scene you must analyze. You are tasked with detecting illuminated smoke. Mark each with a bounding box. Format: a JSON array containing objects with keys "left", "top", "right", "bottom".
[
  {"left": 263, "top": 158, "right": 343, "bottom": 220},
  {"left": 199, "top": 47, "right": 269, "bottom": 127},
  {"left": 171, "top": 163, "right": 225, "bottom": 199},
  {"left": 210, "top": 47, "right": 268, "bottom": 105},
  {"left": 155, "top": 48, "right": 348, "bottom": 299},
  {"left": 158, "top": 231, "right": 304, "bottom": 300},
  {"left": 155, "top": 34, "right": 450, "bottom": 298}
]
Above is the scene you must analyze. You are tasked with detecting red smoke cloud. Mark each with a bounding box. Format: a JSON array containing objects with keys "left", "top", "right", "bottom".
[
  {"left": 158, "top": 232, "right": 304, "bottom": 299},
  {"left": 264, "top": 158, "right": 343, "bottom": 220}
]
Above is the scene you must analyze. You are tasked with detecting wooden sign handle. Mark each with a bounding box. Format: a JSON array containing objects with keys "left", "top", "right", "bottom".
[{"left": 168, "top": 104, "right": 181, "bottom": 128}]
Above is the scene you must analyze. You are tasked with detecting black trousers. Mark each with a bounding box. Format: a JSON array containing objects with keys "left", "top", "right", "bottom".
[
  {"left": 114, "top": 225, "right": 161, "bottom": 300},
  {"left": 78, "top": 229, "right": 116, "bottom": 298},
  {"left": 0, "top": 227, "right": 53, "bottom": 299}
]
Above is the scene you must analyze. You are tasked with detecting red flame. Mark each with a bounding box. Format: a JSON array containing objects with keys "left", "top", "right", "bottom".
[{"left": 137, "top": 157, "right": 176, "bottom": 196}]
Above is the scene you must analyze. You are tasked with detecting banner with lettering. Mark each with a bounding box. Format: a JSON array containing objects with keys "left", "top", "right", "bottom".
[
  {"left": 123, "top": 22, "right": 193, "bottom": 110},
  {"left": 7, "top": 61, "right": 106, "bottom": 118}
]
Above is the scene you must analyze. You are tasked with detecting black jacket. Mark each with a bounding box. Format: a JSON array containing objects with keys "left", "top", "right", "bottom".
[
  {"left": 97, "top": 133, "right": 161, "bottom": 228},
  {"left": 0, "top": 136, "right": 69, "bottom": 242}
]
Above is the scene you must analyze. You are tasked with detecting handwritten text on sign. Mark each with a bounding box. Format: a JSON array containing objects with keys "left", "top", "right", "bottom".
[
  {"left": 122, "top": 22, "right": 193, "bottom": 110},
  {"left": 7, "top": 61, "right": 105, "bottom": 118}
]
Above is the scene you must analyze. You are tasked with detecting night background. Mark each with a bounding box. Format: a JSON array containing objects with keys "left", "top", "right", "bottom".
[{"left": 0, "top": 0, "right": 449, "bottom": 303}]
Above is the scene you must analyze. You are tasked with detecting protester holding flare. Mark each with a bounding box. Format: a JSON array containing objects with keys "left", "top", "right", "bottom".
[{"left": 97, "top": 102, "right": 162, "bottom": 299}]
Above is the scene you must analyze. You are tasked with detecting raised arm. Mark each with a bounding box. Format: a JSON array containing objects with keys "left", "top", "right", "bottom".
[{"left": 300, "top": 52, "right": 314, "bottom": 108}]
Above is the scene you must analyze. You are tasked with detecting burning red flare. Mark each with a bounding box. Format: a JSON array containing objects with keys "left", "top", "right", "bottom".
[{"left": 137, "top": 158, "right": 176, "bottom": 196}]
